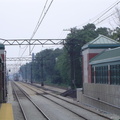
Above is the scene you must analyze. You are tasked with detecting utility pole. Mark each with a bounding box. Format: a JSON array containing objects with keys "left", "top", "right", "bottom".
[
  {"left": 40, "top": 58, "right": 44, "bottom": 86},
  {"left": 25, "top": 66, "right": 27, "bottom": 82},
  {"left": 63, "top": 28, "right": 76, "bottom": 89},
  {"left": 31, "top": 63, "right": 32, "bottom": 83},
  {"left": 70, "top": 46, "right": 75, "bottom": 89},
  {"left": 41, "top": 58, "right": 44, "bottom": 86}
]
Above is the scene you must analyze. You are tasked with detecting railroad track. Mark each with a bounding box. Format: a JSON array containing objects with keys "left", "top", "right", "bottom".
[
  {"left": 16, "top": 82, "right": 112, "bottom": 120},
  {"left": 12, "top": 82, "right": 50, "bottom": 120}
]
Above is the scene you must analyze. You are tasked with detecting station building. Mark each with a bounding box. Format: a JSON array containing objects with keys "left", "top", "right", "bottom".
[
  {"left": 90, "top": 47, "right": 120, "bottom": 85},
  {"left": 0, "top": 43, "right": 6, "bottom": 103},
  {"left": 77, "top": 35, "right": 120, "bottom": 115},
  {"left": 82, "top": 34, "right": 120, "bottom": 84}
]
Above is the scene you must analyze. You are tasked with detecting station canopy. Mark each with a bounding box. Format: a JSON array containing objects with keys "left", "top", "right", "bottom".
[
  {"left": 90, "top": 47, "right": 120, "bottom": 65},
  {"left": 82, "top": 34, "right": 120, "bottom": 50}
]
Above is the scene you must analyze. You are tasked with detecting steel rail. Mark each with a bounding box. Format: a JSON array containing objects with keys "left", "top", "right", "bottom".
[
  {"left": 13, "top": 82, "right": 51, "bottom": 120},
  {"left": 36, "top": 86, "right": 112, "bottom": 120},
  {"left": 12, "top": 83, "right": 28, "bottom": 120},
  {"left": 37, "top": 92, "right": 88, "bottom": 120},
  {"left": 20, "top": 82, "right": 110, "bottom": 120},
  {"left": 22, "top": 82, "right": 112, "bottom": 120}
]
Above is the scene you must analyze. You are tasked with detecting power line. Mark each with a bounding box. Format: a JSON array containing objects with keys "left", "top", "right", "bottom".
[
  {"left": 95, "top": 10, "right": 119, "bottom": 25},
  {"left": 21, "top": 0, "right": 49, "bottom": 57},
  {"left": 21, "top": 46, "right": 29, "bottom": 57},
  {"left": 29, "top": 0, "right": 50, "bottom": 55},
  {"left": 20, "top": 0, "right": 54, "bottom": 56},
  {"left": 75, "top": 0, "right": 120, "bottom": 29},
  {"left": 30, "top": 0, "right": 54, "bottom": 54},
  {"left": 31, "top": 0, "right": 49, "bottom": 39},
  {"left": 31, "top": 0, "right": 54, "bottom": 39},
  {"left": 93, "top": 1, "right": 120, "bottom": 24}
]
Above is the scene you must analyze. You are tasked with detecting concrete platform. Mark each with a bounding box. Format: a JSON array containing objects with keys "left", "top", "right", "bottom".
[{"left": 0, "top": 103, "right": 14, "bottom": 120}]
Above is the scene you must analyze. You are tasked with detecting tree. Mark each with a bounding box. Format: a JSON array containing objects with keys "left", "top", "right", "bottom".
[
  {"left": 19, "top": 23, "right": 114, "bottom": 89},
  {"left": 59, "top": 23, "right": 111, "bottom": 89},
  {"left": 55, "top": 48, "right": 70, "bottom": 85},
  {"left": 110, "top": 8, "right": 120, "bottom": 42},
  {"left": 20, "top": 48, "right": 63, "bottom": 84}
]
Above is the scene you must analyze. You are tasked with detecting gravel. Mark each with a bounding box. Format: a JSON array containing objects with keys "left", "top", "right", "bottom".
[{"left": 8, "top": 81, "right": 120, "bottom": 120}]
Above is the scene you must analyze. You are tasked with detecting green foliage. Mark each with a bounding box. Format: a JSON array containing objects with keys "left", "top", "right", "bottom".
[
  {"left": 62, "top": 23, "right": 112, "bottom": 88},
  {"left": 20, "top": 48, "right": 63, "bottom": 84},
  {"left": 19, "top": 23, "right": 119, "bottom": 89},
  {"left": 55, "top": 49, "right": 70, "bottom": 85},
  {"left": 111, "top": 27, "right": 120, "bottom": 42}
]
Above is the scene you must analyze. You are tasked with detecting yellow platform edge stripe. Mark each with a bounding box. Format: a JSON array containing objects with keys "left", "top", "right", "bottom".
[{"left": 0, "top": 103, "right": 14, "bottom": 120}]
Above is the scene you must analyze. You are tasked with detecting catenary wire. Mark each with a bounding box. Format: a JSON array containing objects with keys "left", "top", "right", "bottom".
[
  {"left": 95, "top": 10, "right": 120, "bottom": 25},
  {"left": 20, "top": 0, "right": 54, "bottom": 57},
  {"left": 93, "top": 1, "right": 120, "bottom": 24},
  {"left": 30, "top": 0, "right": 54, "bottom": 54},
  {"left": 20, "top": 0, "right": 48, "bottom": 57},
  {"left": 75, "top": 0, "right": 120, "bottom": 29},
  {"left": 31, "top": 0, "right": 49, "bottom": 39}
]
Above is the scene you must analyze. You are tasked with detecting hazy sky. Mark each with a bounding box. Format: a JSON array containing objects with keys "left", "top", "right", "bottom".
[{"left": 0, "top": 0, "right": 120, "bottom": 71}]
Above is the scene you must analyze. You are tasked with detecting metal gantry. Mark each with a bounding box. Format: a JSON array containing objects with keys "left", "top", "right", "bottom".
[
  {"left": 7, "top": 64, "right": 22, "bottom": 66},
  {"left": 0, "top": 38, "right": 65, "bottom": 45},
  {"left": 2, "top": 38, "right": 66, "bottom": 85},
  {"left": 6, "top": 57, "right": 32, "bottom": 61}
]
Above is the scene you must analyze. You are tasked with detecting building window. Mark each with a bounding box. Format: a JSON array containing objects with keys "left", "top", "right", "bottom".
[
  {"left": 92, "top": 66, "right": 108, "bottom": 84},
  {"left": 110, "top": 64, "right": 120, "bottom": 85},
  {"left": 91, "top": 67, "right": 94, "bottom": 83}
]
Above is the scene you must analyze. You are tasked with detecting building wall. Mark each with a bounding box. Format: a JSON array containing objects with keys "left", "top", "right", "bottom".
[
  {"left": 91, "top": 61, "right": 120, "bottom": 85},
  {"left": 0, "top": 49, "right": 6, "bottom": 103},
  {"left": 0, "top": 62, "right": 3, "bottom": 102},
  {"left": 77, "top": 83, "right": 120, "bottom": 115},
  {"left": 0, "top": 50, "right": 4, "bottom": 62},
  {"left": 82, "top": 49, "right": 88, "bottom": 83},
  {"left": 82, "top": 48, "right": 105, "bottom": 83}
]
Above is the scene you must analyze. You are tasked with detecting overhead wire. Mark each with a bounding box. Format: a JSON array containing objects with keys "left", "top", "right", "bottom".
[
  {"left": 24, "top": 0, "right": 48, "bottom": 56},
  {"left": 30, "top": 0, "right": 54, "bottom": 53},
  {"left": 60, "top": 0, "right": 120, "bottom": 68},
  {"left": 95, "top": 10, "right": 120, "bottom": 25},
  {"left": 20, "top": 46, "right": 29, "bottom": 57},
  {"left": 20, "top": 0, "right": 120, "bottom": 58},
  {"left": 20, "top": 0, "right": 54, "bottom": 57},
  {"left": 6, "top": 0, "right": 120, "bottom": 64},
  {"left": 29, "top": 0, "right": 49, "bottom": 55},
  {"left": 47, "top": 1, "right": 120, "bottom": 51},
  {"left": 75, "top": 0, "right": 120, "bottom": 29},
  {"left": 30, "top": 0, "right": 49, "bottom": 39},
  {"left": 93, "top": 0, "right": 120, "bottom": 24}
]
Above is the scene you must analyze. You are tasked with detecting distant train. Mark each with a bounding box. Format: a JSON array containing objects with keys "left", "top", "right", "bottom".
[
  {"left": 0, "top": 43, "right": 7, "bottom": 103},
  {"left": 13, "top": 73, "right": 19, "bottom": 81}
]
